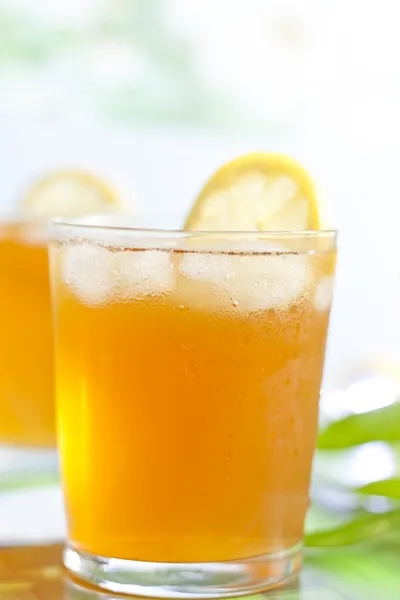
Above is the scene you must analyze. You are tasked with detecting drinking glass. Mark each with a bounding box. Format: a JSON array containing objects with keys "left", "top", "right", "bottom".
[
  {"left": 50, "top": 218, "right": 336, "bottom": 598},
  {"left": 0, "top": 219, "right": 59, "bottom": 540},
  {"left": 0, "top": 221, "right": 57, "bottom": 447}
]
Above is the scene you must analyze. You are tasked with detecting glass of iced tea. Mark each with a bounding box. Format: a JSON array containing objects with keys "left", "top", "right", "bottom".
[
  {"left": 0, "top": 220, "right": 55, "bottom": 450},
  {"left": 50, "top": 218, "right": 336, "bottom": 598}
]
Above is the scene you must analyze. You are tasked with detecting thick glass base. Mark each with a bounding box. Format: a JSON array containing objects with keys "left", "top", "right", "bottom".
[{"left": 64, "top": 542, "right": 302, "bottom": 599}]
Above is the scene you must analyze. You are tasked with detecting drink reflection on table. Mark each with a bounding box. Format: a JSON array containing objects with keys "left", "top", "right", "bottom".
[{"left": 0, "top": 543, "right": 62, "bottom": 600}]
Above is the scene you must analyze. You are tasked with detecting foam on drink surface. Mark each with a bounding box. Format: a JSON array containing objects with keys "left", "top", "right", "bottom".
[{"left": 58, "top": 233, "right": 334, "bottom": 315}]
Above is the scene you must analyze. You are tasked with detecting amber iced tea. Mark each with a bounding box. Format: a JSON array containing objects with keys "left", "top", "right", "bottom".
[
  {"left": 0, "top": 222, "right": 55, "bottom": 448},
  {"left": 51, "top": 227, "right": 335, "bottom": 596}
]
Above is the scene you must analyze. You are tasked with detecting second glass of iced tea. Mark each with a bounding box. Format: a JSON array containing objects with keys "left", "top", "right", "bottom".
[
  {"left": 0, "top": 221, "right": 55, "bottom": 449},
  {"left": 50, "top": 219, "right": 336, "bottom": 598}
]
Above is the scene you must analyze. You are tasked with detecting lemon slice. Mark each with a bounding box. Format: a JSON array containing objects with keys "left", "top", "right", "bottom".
[
  {"left": 21, "top": 169, "right": 122, "bottom": 218},
  {"left": 185, "top": 153, "right": 327, "bottom": 231}
]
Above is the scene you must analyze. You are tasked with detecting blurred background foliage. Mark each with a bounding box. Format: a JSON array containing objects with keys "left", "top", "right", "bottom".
[{"left": 1, "top": 0, "right": 400, "bottom": 150}]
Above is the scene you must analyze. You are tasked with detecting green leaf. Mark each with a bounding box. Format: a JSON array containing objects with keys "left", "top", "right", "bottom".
[
  {"left": 318, "top": 402, "right": 400, "bottom": 450},
  {"left": 357, "top": 478, "right": 400, "bottom": 499},
  {"left": 305, "top": 509, "right": 400, "bottom": 547},
  {"left": 305, "top": 547, "right": 400, "bottom": 599},
  {"left": 306, "top": 504, "right": 347, "bottom": 533}
]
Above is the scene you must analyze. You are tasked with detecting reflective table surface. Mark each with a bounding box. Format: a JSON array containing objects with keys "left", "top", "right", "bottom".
[{"left": 0, "top": 542, "right": 397, "bottom": 600}]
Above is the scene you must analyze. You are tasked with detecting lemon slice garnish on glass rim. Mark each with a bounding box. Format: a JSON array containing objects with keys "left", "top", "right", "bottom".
[
  {"left": 20, "top": 169, "right": 122, "bottom": 218},
  {"left": 185, "top": 153, "right": 329, "bottom": 232}
]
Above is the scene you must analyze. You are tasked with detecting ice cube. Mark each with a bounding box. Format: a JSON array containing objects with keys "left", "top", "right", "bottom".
[
  {"left": 228, "top": 253, "right": 309, "bottom": 311},
  {"left": 113, "top": 249, "right": 174, "bottom": 299},
  {"left": 174, "top": 252, "right": 231, "bottom": 312},
  {"left": 314, "top": 276, "right": 334, "bottom": 312},
  {"left": 62, "top": 243, "right": 114, "bottom": 305},
  {"left": 177, "top": 250, "right": 309, "bottom": 313},
  {"left": 179, "top": 252, "right": 231, "bottom": 285}
]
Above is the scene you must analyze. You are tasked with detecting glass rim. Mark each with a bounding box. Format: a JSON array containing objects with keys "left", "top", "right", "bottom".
[{"left": 51, "top": 216, "right": 337, "bottom": 240}]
